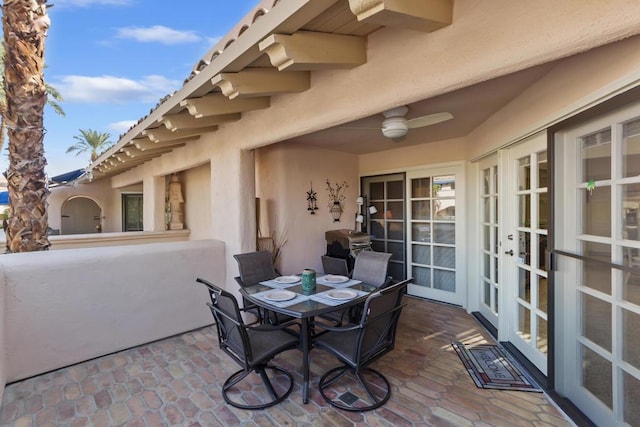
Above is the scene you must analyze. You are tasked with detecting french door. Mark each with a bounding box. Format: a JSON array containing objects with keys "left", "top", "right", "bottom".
[
  {"left": 555, "top": 105, "right": 640, "bottom": 426},
  {"left": 406, "top": 165, "right": 465, "bottom": 305},
  {"left": 478, "top": 155, "right": 500, "bottom": 329},
  {"left": 362, "top": 173, "right": 406, "bottom": 282},
  {"left": 502, "top": 133, "right": 549, "bottom": 375}
]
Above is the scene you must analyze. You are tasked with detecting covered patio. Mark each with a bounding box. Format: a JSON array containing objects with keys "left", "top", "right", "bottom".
[{"left": 0, "top": 297, "right": 573, "bottom": 426}]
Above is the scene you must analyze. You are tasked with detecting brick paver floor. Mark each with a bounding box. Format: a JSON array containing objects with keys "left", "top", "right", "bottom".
[{"left": 0, "top": 296, "right": 576, "bottom": 426}]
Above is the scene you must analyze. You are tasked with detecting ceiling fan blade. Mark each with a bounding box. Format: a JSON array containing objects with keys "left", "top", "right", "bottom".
[{"left": 406, "top": 112, "right": 453, "bottom": 129}]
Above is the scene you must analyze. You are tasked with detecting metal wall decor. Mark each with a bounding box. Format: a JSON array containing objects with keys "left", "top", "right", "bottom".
[{"left": 306, "top": 182, "right": 318, "bottom": 214}]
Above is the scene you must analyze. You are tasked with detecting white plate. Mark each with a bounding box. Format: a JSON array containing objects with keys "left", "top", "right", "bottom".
[
  {"left": 264, "top": 290, "right": 296, "bottom": 302},
  {"left": 274, "top": 276, "right": 300, "bottom": 284},
  {"left": 323, "top": 275, "right": 350, "bottom": 284},
  {"left": 326, "top": 289, "right": 358, "bottom": 300}
]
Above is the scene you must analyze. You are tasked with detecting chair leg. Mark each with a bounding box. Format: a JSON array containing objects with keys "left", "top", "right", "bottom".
[
  {"left": 318, "top": 366, "right": 391, "bottom": 412},
  {"left": 258, "top": 367, "right": 279, "bottom": 400},
  {"left": 222, "top": 366, "right": 294, "bottom": 410}
]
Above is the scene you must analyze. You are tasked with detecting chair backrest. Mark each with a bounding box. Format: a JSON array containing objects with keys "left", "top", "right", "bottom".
[
  {"left": 233, "top": 251, "right": 277, "bottom": 286},
  {"left": 321, "top": 255, "right": 350, "bottom": 276},
  {"left": 352, "top": 251, "right": 392, "bottom": 287},
  {"left": 196, "top": 278, "right": 252, "bottom": 367},
  {"left": 354, "top": 278, "right": 412, "bottom": 365}
]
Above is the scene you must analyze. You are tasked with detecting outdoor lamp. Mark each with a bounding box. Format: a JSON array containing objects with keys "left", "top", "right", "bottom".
[{"left": 330, "top": 202, "right": 343, "bottom": 222}]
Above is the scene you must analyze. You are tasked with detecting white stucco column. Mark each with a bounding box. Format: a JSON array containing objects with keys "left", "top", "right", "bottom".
[
  {"left": 143, "top": 175, "right": 166, "bottom": 231},
  {"left": 210, "top": 144, "right": 256, "bottom": 291}
]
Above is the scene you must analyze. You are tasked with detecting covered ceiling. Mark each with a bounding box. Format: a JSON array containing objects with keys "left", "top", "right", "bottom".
[{"left": 284, "top": 64, "right": 554, "bottom": 154}]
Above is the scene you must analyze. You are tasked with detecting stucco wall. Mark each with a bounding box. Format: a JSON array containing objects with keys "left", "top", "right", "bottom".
[
  {"left": 48, "top": 181, "right": 144, "bottom": 234},
  {"left": 359, "top": 137, "right": 467, "bottom": 176},
  {"left": 48, "top": 180, "right": 112, "bottom": 232},
  {"left": 183, "top": 163, "right": 212, "bottom": 240},
  {"left": 255, "top": 143, "right": 359, "bottom": 275},
  {"left": 466, "top": 34, "right": 640, "bottom": 159},
  {"left": 0, "top": 239, "right": 223, "bottom": 383}
]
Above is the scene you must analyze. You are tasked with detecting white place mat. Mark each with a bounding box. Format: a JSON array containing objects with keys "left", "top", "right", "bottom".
[
  {"left": 316, "top": 275, "right": 362, "bottom": 288},
  {"left": 309, "top": 288, "right": 369, "bottom": 306},
  {"left": 259, "top": 278, "right": 301, "bottom": 289},
  {"left": 252, "top": 289, "right": 309, "bottom": 308}
]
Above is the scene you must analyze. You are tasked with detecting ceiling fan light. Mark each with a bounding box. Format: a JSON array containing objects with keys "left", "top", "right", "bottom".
[{"left": 381, "top": 116, "right": 408, "bottom": 139}]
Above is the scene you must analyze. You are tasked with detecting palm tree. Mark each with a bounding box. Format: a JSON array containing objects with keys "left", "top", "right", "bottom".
[
  {"left": 67, "top": 129, "right": 113, "bottom": 162},
  {"left": 0, "top": 44, "right": 65, "bottom": 152},
  {"left": 2, "top": 0, "right": 51, "bottom": 252}
]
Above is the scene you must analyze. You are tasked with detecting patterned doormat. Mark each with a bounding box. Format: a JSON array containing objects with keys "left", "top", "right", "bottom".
[{"left": 451, "top": 342, "right": 542, "bottom": 392}]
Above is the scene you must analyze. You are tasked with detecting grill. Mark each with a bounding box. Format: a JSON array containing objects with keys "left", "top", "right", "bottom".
[{"left": 325, "top": 229, "right": 372, "bottom": 263}]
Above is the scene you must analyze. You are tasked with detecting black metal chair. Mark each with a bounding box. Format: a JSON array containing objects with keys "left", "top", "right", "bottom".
[
  {"left": 313, "top": 278, "right": 412, "bottom": 411},
  {"left": 321, "top": 255, "right": 350, "bottom": 276},
  {"left": 196, "top": 277, "right": 299, "bottom": 410},
  {"left": 351, "top": 250, "right": 392, "bottom": 288},
  {"left": 346, "top": 250, "right": 393, "bottom": 322},
  {"left": 233, "top": 250, "right": 287, "bottom": 324}
]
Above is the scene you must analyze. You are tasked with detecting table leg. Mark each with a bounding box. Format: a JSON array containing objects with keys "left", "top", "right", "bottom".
[{"left": 301, "top": 318, "right": 311, "bottom": 404}]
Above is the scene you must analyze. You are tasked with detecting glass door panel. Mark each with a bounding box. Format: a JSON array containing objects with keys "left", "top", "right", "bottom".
[
  {"left": 478, "top": 156, "right": 499, "bottom": 328},
  {"left": 407, "top": 167, "right": 464, "bottom": 305},
  {"left": 555, "top": 106, "right": 640, "bottom": 426},
  {"left": 362, "top": 173, "right": 406, "bottom": 281},
  {"left": 504, "top": 133, "right": 548, "bottom": 375}
]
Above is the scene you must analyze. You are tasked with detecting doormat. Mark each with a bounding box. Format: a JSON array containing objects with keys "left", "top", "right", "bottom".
[{"left": 451, "top": 342, "right": 541, "bottom": 392}]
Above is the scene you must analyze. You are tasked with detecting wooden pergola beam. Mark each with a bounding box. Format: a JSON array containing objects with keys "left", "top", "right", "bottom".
[
  {"left": 160, "top": 111, "right": 241, "bottom": 131},
  {"left": 180, "top": 94, "right": 270, "bottom": 118},
  {"left": 211, "top": 69, "right": 310, "bottom": 99},
  {"left": 258, "top": 31, "right": 366, "bottom": 71},
  {"left": 348, "top": 0, "right": 453, "bottom": 32},
  {"left": 141, "top": 126, "right": 217, "bottom": 143}
]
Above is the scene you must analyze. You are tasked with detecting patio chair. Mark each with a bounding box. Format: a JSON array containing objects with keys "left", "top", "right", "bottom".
[
  {"left": 196, "top": 277, "right": 300, "bottom": 410},
  {"left": 346, "top": 250, "right": 393, "bottom": 322},
  {"left": 321, "top": 255, "right": 350, "bottom": 276},
  {"left": 351, "top": 250, "right": 392, "bottom": 288},
  {"left": 233, "top": 250, "right": 287, "bottom": 324},
  {"left": 313, "top": 278, "right": 412, "bottom": 411}
]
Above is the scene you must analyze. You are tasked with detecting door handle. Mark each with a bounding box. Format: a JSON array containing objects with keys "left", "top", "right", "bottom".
[{"left": 504, "top": 249, "right": 514, "bottom": 256}]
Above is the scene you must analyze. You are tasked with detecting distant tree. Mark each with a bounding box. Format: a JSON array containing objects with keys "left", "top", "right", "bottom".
[
  {"left": 67, "top": 129, "right": 113, "bottom": 162},
  {"left": 2, "top": 0, "right": 51, "bottom": 252},
  {"left": 0, "top": 44, "right": 65, "bottom": 152}
]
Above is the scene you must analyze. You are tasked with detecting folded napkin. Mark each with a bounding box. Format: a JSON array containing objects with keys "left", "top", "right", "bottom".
[
  {"left": 309, "top": 288, "right": 368, "bottom": 306},
  {"left": 316, "top": 275, "right": 362, "bottom": 288},
  {"left": 252, "top": 289, "right": 309, "bottom": 308}
]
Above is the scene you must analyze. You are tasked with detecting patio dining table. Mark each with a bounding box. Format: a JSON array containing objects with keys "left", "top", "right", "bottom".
[{"left": 239, "top": 274, "right": 377, "bottom": 404}]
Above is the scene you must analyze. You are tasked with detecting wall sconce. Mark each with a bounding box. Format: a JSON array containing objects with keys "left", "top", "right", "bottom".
[
  {"left": 330, "top": 201, "right": 343, "bottom": 222},
  {"left": 326, "top": 180, "right": 348, "bottom": 222}
]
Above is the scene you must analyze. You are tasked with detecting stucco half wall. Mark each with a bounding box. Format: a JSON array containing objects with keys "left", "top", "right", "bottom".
[{"left": 0, "top": 239, "right": 224, "bottom": 386}]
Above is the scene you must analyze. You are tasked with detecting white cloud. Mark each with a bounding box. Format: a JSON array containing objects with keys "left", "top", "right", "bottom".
[
  {"left": 108, "top": 120, "right": 138, "bottom": 134},
  {"left": 205, "top": 36, "right": 223, "bottom": 47},
  {"left": 54, "top": 74, "right": 180, "bottom": 104},
  {"left": 116, "top": 25, "right": 202, "bottom": 45},
  {"left": 55, "top": 0, "right": 132, "bottom": 7}
]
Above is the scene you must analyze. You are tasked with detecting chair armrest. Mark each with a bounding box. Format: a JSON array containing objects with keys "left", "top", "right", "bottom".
[
  {"left": 314, "top": 322, "right": 362, "bottom": 333},
  {"left": 248, "top": 318, "right": 301, "bottom": 333}
]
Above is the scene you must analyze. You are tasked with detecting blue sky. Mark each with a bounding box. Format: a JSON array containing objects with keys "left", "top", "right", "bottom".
[{"left": 2, "top": 0, "right": 258, "bottom": 177}]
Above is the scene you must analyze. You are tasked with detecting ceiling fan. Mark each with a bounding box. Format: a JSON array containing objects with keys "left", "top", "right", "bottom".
[{"left": 344, "top": 106, "right": 454, "bottom": 141}]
